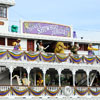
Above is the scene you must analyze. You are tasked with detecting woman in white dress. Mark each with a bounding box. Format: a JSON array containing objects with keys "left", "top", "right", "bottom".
[{"left": 37, "top": 41, "right": 49, "bottom": 52}]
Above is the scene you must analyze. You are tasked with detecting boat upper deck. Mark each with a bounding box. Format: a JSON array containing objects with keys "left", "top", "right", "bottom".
[{"left": 0, "top": 49, "right": 100, "bottom": 65}]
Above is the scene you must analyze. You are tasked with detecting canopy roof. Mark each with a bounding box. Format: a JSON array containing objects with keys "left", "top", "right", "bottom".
[{"left": 0, "top": 0, "right": 15, "bottom": 6}]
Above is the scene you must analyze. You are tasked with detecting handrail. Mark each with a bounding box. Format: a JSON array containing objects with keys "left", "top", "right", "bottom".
[
  {"left": 0, "top": 85, "right": 100, "bottom": 97},
  {"left": 1, "top": 85, "right": 100, "bottom": 88},
  {"left": 0, "top": 49, "right": 99, "bottom": 64},
  {"left": 0, "top": 49, "right": 100, "bottom": 56}
]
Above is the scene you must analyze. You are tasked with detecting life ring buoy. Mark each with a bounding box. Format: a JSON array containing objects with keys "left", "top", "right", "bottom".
[{"left": 64, "top": 86, "right": 73, "bottom": 96}]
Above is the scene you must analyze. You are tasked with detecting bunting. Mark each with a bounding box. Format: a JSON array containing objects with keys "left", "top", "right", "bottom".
[
  {"left": 12, "top": 87, "right": 28, "bottom": 96},
  {"left": 0, "top": 50, "right": 7, "bottom": 59},
  {"left": 25, "top": 52, "right": 40, "bottom": 61},
  {"left": 89, "top": 88, "right": 100, "bottom": 96},
  {"left": 74, "top": 88, "right": 88, "bottom": 96},
  {"left": 46, "top": 88, "right": 60, "bottom": 96},
  {"left": 84, "top": 57, "right": 96, "bottom": 64},
  {"left": 41, "top": 53, "right": 55, "bottom": 62},
  {"left": 8, "top": 50, "right": 23, "bottom": 60},
  {"left": 29, "top": 88, "right": 44, "bottom": 96},
  {"left": 70, "top": 56, "right": 82, "bottom": 63},
  {"left": 0, "top": 50, "right": 100, "bottom": 64},
  {"left": 0, "top": 88, "right": 10, "bottom": 96},
  {"left": 56, "top": 54, "right": 69, "bottom": 62},
  {"left": 1, "top": 86, "right": 100, "bottom": 96}
]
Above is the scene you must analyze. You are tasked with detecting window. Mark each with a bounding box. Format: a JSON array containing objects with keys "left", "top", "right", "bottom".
[
  {"left": 7, "top": 38, "right": 17, "bottom": 46},
  {"left": 79, "top": 44, "right": 84, "bottom": 50},
  {"left": 79, "top": 44, "right": 88, "bottom": 51},
  {"left": 0, "top": 6, "right": 7, "bottom": 18},
  {"left": 84, "top": 44, "right": 88, "bottom": 51},
  {"left": 0, "top": 37, "right": 5, "bottom": 45}
]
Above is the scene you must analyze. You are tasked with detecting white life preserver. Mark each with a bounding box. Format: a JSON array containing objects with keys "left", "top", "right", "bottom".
[{"left": 64, "top": 86, "right": 73, "bottom": 96}]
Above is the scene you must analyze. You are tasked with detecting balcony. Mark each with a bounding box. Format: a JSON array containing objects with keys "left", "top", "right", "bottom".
[{"left": 0, "top": 50, "right": 100, "bottom": 98}]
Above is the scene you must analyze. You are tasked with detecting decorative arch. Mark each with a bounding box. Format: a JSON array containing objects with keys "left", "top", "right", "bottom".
[
  {"left": 61, "top": 69, "right": 73, "bottom": 86},
  {"left": 12, "top": 66, "right": 27, "bottom": 85},
  {"left": 89, "top": 70, "right": 100, "bottom": 86},
  {"left": 30, "top": 67, "right": 43, "bottom": 86},
  {"left": 75, "top": 69, "right": 87, "bottom": 86},
  {"left": 45, "top": 68, "right": 59, "bottom": 86},
  {"left": 75, "top": 69, "right": 87, "bottom": 73},
  {"left": 0, "top": 66, "right": 10, "bottom": 85}
]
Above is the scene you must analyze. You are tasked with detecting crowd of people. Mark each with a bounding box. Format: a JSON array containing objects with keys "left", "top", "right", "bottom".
[
  {"left": 37, "top": 41, "right": 100, "bottom": 56},
  {"left": 12, "top": 39, "right": 99, "bottom": 56}
]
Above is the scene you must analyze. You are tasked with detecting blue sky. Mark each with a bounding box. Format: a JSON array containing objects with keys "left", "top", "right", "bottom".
[{"left": 9, "top": 0, "right": 100, "bottom": 40}]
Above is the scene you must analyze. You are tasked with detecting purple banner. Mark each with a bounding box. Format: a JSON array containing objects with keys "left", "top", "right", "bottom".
[{"left": 23, "top": 22, "right": 71, "bottom": 37}]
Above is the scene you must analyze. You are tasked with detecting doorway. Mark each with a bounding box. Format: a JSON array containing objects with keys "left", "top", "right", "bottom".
[{"left": 27, "top": 40, "right": 34, "bottom": 51}]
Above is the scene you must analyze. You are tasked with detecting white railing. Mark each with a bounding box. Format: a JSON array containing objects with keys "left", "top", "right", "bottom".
[
  {"left": 0, "top": 86, "right": 100, "bottom": 97},
  {"left": 0, "top": 49, "right": 100, "bottom": 64}
]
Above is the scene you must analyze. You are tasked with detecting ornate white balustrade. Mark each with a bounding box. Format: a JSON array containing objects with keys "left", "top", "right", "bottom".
[
  {"left": 0, "top": 50, "right": 100, "bottom": 64},
  {"left": 0, "top": 86, "right": 100, "bottom": 97}
]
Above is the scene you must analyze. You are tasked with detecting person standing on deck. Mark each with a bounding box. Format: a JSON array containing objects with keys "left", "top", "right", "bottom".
[
  {"left": 16, "top": 39, "right": 22, "bottom": 50},
  {"left": 22, "top": 73, "right": 30, "bottom": 85},
  {"left": 70, "top": 42, "right": 80, "bottom": 55},
  {"left": 54, "top": 42, "right": 68, "bottom": 54},
  {"left": 13, "top": 39, "right": 22, "bottom": 50},
  {"left": 13, "top": 42, "right": 17, "bottom": 50},
  {"left": 88, "top": 43, "right": 99, "bottom": 56},
  {"left": 37, "top": 41, "right": 49, "bottom": 52}
]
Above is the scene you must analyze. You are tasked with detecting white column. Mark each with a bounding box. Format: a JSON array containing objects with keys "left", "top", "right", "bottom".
[
  {"left": 10, "top": 67, "right": 13, "bottom": 86},
  {"left": 59, "top": 74, "right": 61, "bottom": 86},
  {"left": 10, "top": 72, "right": 12, "bottom": 85},
  {"left": 5, "top": 37, "right": 7, "bottom": 46},
  {"left": 27, "top": 67, "right": 30, "bottom": 86},
  {"left": 58, "top": 69, "right": 61, "bottom": 87},
  {"left": 34, "top": 71, "right": 36, "bottom": 86},
  {"left": 28, "top": 72, "right": 30, "bottom": 86},
  {"left": 73, "top": 71, "right": 76, "bottom": 86},
  {"left": 43, "top": 69, "right": 46, "bottom": 86},
  {"left": 34, "top": 40, "right": 37, "bottom": 52},
  {"left": 87, "top": 71, "right": 89, "bottom": 86},
  {"left": 70, "top": 25, "right": 73, "bottom": 39},
  {"left": 19, "top": 19, "right": 23, "bottom": 34}
]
